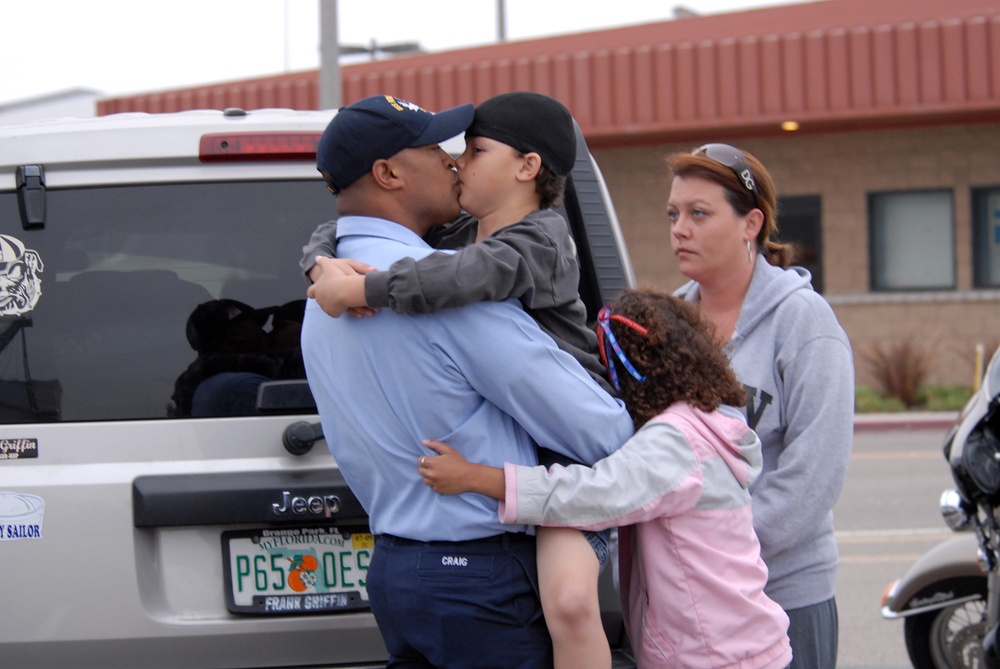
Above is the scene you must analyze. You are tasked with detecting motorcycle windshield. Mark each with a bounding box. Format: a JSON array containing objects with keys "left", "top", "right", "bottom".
[
  {"left": 986, "top": 345, "right": 1000, "bottom": 401},
  {"left": 947, "top": 345, "right": 1000, "bottom": 503}
]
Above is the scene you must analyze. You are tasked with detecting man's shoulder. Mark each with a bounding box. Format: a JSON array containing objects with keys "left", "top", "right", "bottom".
[
  {"left": 436, "top": 296, "right": 532, "bottom": 323},
  {"left": 424, "top": 298, "right": 544, "bottom": 347},
  {"left": 338, "top": 222, "right": 437, "bottom": 266}
]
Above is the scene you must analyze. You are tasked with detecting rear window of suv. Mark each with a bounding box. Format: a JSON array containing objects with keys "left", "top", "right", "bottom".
[{"left": 0, "top": 180, "right": 333, "bottom": 423}]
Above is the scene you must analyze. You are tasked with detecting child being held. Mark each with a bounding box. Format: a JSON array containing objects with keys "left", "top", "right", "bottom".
[{"left": 302, "top": 91, "right": 611, "bottom": 390}]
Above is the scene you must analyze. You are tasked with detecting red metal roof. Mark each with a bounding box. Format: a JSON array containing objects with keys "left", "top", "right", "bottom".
[{"left": 98, "top": 0, "right": 1000, "bottom": 143}]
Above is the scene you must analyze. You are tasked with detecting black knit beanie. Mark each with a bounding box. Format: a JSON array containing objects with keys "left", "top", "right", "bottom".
[{"left": 466, "top": 92, "right": 577, "bottom": 176}]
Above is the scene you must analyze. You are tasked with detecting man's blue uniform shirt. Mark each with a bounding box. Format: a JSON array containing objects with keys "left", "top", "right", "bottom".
[{"left": 301, "top": 216, "right": 632, "bottom": 541}]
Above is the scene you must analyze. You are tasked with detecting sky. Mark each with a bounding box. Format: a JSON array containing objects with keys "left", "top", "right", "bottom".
[{"left": 0, "top": 0, "right": 813, "bottom": 106}]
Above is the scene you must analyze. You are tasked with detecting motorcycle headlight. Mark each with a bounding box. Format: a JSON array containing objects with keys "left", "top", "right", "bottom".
[{"left": 963, "top": 419, "right": 1000, "bottom": 502}]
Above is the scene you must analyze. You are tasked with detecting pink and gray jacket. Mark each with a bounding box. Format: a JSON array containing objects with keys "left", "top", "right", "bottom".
[{"left": 500, "top": 402, "right": 791, "bottom": 669}]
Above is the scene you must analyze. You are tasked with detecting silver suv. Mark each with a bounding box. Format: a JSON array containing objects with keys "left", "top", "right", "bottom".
[{"left": 0, "top": 107, "right": 635, "bottom": 668}]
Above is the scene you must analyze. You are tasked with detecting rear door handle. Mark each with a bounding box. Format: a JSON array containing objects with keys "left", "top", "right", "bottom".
[{"left": 133, "top": 469, "right": 367, "bottom": 527}]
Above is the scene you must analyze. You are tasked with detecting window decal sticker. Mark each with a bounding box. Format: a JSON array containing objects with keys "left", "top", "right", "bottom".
[
  {"left": 0, "top": 234, "right": 44, "bottom": 316},
  {"left": 0, "top": 439, "right": 37, "bottom": 460},
  {"left": 0, "top": 492, "right": 44, "bottom": 541}
]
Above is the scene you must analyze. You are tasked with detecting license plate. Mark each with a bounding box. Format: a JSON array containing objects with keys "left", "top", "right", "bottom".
[{"left": 222, "top": 526, "right": 372, "bottom": 615}]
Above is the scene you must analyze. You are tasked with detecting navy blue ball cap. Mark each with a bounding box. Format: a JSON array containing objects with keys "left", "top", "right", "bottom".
[{"left": 317, "top": 95, "right": 474, "bottom": 192}]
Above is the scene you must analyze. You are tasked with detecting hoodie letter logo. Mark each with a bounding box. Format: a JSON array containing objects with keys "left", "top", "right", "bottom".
[{"left": 744, "top": 384, "right": 773, "bottom": 430}]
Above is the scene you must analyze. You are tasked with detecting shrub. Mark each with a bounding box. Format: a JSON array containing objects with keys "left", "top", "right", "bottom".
[{"left": 861, "top": 337, "right": 936, "bottom": 407}]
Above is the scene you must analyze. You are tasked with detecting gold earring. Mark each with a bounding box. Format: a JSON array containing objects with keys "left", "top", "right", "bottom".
[{"left": 747, "top": 240, "right": 753, "bottom": 263}]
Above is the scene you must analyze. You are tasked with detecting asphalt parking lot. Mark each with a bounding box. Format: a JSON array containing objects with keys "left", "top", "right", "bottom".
[{"left": 836, "top": 413, "right": 958, "bottom": 668}]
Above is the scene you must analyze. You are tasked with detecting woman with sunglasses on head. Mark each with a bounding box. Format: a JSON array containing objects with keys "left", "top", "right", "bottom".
[
  {"left": 419, "top": 287, "right": 792, "bottom": 669},
  {"left": 668, "top": 144, "right": 854, "bottom": 669}
]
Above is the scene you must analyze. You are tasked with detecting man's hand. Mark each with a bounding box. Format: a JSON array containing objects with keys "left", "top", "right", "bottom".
[
  {"left": 306, "top": 256, "right": 377, "bottom": 318},
  {"left": 419, "top": 439, "right": 505, "bottom": 500}
]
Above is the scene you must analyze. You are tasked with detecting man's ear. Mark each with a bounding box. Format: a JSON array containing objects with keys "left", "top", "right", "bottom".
[
  {"left": 516, "top": 152, "right": 542, "bottom": 183},
  {"left": 370, "top": 158, "right": 403, "bottom": 190}
]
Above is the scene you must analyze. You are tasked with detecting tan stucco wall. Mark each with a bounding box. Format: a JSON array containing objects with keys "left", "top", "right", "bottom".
[{"left": 592, "top": 122, "right": 1000, "bottom": 387}]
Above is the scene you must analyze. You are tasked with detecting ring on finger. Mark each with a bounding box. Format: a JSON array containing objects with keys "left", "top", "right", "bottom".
[{"left": 420, "top": 456, "right": 427, "bottom": 467}]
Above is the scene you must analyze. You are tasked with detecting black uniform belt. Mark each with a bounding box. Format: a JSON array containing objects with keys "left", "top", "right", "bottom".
[{"left": 374, "top": 532, "right": 533, "bottom": 546}]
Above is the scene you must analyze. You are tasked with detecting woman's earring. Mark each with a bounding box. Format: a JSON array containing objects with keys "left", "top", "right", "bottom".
[{"left": 747, "top": 239, "right": 753, "bottom": 263}]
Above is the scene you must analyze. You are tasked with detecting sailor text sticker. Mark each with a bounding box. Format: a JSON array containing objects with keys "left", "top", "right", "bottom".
[{"left": 0, "top": 492, "right": 44, "bottom": 541}]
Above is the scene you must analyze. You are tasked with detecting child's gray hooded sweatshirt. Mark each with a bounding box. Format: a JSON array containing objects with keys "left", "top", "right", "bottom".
[{"left": 675, "top": 257, "right": 854, "bottom": 610}]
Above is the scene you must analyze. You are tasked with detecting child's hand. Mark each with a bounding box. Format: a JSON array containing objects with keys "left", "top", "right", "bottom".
[
  {"left": 419, "top": 439, "right": 506, "bottom": 500},
  {"left": 308, "top": 256, "right": 372, "bottom": 281},
  {"left": 307, "top": 257, "right": 377, "bottom": 318},
  {"left": 419, "top": 439, "right": 475, "bottom": 495}
]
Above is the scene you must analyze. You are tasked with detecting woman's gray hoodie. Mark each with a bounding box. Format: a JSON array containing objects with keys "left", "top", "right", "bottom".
[{"left": 675, "top": 257, "right": 854, "bottom": 610}]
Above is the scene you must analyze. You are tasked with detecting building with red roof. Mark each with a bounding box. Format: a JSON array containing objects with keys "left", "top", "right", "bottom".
[{"left": 99, "top": 0, "right": 1000, "bottom": 389}]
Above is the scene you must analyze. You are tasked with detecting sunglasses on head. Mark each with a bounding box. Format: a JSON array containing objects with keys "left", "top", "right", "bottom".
[{"left": 693, "top": 143, "right": 759, "bottom": 209}]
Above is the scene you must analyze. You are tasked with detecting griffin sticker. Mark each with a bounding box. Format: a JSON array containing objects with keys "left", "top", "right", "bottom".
[{"left": 0, "top": 234, "right": 44, "bottom": 316}]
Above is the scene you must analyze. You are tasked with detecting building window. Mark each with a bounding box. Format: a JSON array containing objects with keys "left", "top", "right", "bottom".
[
  {"left": 869, "top": 190, "right": 955, "bottom": 291},
  {"left": 776, "top": 195, "right": 823, "bottom": 293},
  {"left": 973, "top": 187, "right": 1000, "bottom": 288}
]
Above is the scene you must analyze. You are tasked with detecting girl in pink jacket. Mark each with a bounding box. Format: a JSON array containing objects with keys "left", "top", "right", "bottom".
[{"left": 419, "top": 288, "right": 791, "bottom": 669}]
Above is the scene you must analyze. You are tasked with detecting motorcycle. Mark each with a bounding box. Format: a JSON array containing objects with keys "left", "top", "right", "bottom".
[{"left": 881, "top": 345, "right": 1000, "bottom": 668}]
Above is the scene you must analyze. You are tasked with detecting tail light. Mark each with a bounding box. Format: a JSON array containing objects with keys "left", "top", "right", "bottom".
[{"left": 199, "top": 132, "right": 322, "bottom": 163}]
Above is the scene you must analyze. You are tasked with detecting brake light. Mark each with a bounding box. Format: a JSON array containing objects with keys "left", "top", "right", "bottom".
[{"left": 199, "top": 132, "right": 322, "bottom": 163}]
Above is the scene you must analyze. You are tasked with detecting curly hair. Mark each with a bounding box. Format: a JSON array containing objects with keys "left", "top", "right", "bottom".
[{"left": 602, "top": 288, "right": 746, "bottom": 428}]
